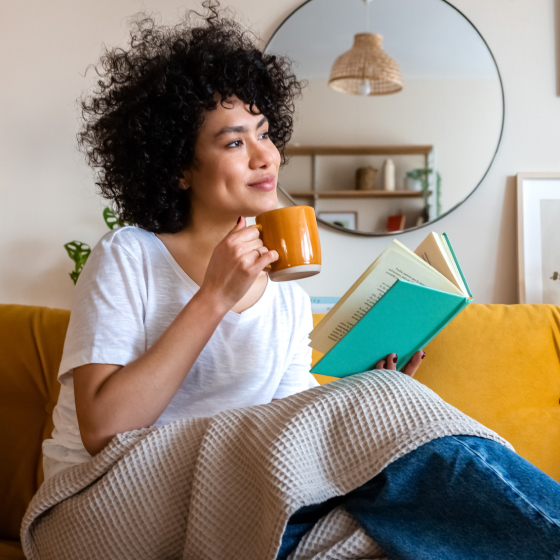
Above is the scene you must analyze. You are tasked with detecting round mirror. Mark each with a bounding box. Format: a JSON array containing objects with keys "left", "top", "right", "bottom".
[{"left": 265, "top": 0, "right": 504, "bottom": 236}]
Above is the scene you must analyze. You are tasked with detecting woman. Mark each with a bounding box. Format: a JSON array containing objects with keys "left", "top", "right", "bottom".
[
  {"left": 43, "top": 2, "right": 424, "bottom": 475},
  {"left": 41, "top": 3, "right": 560, "bottom": 559}
]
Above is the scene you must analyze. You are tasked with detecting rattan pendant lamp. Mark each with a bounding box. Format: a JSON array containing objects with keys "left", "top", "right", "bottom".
[{"left": 328, "top": 0, "right": 403, "bottom": 96}]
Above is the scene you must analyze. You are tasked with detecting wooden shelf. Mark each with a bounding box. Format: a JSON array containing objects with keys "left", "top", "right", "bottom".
[
  {"left": 287, "top": 190, "right": 430, "bottom": 199},
  {"left": 281, "top": 144, "right": 435, "bottom": 216},
  {"left": 285, "top": 145, "right": 433, "bottom": 157}
]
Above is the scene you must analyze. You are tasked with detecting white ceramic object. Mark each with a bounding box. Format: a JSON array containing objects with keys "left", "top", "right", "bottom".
[
  {"left": 406, "top": 177, "right": 422, "bottom": 191},
  {"left": 383, "top": 159, "right": 395, "bottom": 191}
]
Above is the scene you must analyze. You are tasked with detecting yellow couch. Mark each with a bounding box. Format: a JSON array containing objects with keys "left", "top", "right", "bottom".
[{"left": 2, "top": 303, "right": 560, "bottom": 559}]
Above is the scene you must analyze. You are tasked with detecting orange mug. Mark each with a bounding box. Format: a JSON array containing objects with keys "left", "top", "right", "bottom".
[{"left": 251, "top": 206, "right": 321, "bottom": 282}]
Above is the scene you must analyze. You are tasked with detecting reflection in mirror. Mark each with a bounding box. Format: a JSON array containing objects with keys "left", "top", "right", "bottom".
[{"left": 265, "top": 0, "right": 504, "bottom": 235}]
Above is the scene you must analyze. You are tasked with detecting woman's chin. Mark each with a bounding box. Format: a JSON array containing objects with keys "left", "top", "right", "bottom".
[{"left": 251, "top": 195, "right": 278, "bottom": 215}]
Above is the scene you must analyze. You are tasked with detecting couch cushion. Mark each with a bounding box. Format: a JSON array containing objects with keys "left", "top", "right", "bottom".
[
  {"left": 0, "top": 305, "right": 70, "bottom": 541},
  {"left": 312, "top": 304, "right": 560, "bottom": 482},
  {"left": 0, "top": 540, "right": 25, "bottom": 560}
]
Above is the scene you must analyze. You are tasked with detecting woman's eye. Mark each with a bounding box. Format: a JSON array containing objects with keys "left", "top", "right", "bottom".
[{"left": 227, "top": 132, "right": 268, "bottom": 148}]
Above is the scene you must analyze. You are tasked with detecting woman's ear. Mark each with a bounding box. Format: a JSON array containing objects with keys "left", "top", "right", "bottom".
[{"left": 179, "top": 170, "right": 192, "bottom": 190}]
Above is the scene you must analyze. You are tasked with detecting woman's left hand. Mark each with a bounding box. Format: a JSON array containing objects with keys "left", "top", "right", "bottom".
[{"left": 375, "top": 351, "right": 425, "bottom": 378}]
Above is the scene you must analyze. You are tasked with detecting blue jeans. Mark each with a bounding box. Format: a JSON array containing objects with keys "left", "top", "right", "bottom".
[{"left": 276, "top": 436, "right": 560, "bottom": 560}]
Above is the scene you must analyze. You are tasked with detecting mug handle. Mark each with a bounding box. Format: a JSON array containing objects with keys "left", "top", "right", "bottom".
[{"left": 249, "top": 224, "right": 272, "bottom": 272}]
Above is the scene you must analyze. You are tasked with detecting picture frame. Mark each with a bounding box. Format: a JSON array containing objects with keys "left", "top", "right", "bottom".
[
  {"left": 317, "top": 211, "right": 358, "bottom": 231},
  {"left": 517, "top": 173, "right": 560, "bottom": 303}
]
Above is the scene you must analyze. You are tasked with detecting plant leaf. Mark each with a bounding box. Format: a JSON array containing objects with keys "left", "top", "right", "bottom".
[
  {"left": 103, "top": 207, "right": 120, "bottom": 230},
  {"left": 64, "top": 241, "right": 91, "bottom": 284},
  {"left": 64, "top": 241, "right": 91, "bottom": 265}
]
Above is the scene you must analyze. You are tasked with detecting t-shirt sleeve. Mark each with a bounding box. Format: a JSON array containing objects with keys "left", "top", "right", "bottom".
[
  {"left": 58, "top": 236, "right": 147, "bottom": 380},
  {"left": 272, "top": 290, "right": 320, "bottom": 399}
]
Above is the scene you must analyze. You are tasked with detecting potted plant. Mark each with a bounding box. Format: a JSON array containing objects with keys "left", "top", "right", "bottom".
[{"left": 405, "top": 168, "right": 441, "bottom": 221}]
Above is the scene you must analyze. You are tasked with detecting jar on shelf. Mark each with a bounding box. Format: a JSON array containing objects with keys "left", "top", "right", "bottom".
[{"left": 355, "top": 166, "right": 377, "bottom": 190}]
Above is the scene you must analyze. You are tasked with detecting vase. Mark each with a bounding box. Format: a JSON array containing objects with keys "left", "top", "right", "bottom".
[{"left": 405, "top": 177, "right": 422, "bottom": 191}]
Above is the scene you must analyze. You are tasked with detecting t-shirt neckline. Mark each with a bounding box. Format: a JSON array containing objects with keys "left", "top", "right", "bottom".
[{"left": 150, "top": 232, "right": 273, "bottom": 323}]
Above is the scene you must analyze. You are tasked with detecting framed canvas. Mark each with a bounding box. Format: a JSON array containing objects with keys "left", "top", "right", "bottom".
[
  {"left": 318, "top": 211, "right": 357, "bottom": 231},
  {"left": 517, "top": 173, "right": 560, "bottom": 303}
]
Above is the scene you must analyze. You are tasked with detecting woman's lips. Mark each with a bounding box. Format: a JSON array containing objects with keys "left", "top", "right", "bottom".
[{"left": 248, "top": 175, "right": 276, "bottom": 192}]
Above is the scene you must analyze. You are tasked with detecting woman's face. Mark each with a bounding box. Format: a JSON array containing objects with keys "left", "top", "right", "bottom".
[{"left": 184, "top": 94, "right": 281, "bottom": 224}]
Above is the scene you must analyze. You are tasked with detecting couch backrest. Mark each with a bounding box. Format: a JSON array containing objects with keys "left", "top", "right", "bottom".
[
  {"left": 312, "top": 304, "right": 560, "bottom": 483},
  {"left": 0, "top": 304, "right": 70, "bottom": 541},
  {"left": 419, "top": 303, "right": 560, "bottom": 482}
]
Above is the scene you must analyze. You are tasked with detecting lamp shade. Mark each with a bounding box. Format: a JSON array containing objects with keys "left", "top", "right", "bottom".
[{"left": 328, "top": 33, "right": 402, "bottom": 96}]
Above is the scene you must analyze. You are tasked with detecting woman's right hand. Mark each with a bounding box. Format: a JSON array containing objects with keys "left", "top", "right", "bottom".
[{"left": 200, "top": 216, "right": 279, "bottom": 311}]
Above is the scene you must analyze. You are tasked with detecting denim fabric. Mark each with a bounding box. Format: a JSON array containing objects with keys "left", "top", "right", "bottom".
[
  {"left": 275, "top": 495, "right": 346, "bottom": 560},
  {"left": 276, "top": 436, "right": 560, "bottom": 560}
]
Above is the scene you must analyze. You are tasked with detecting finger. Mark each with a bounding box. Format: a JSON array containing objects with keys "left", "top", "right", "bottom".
[
  {"left": 231, "top": 216, "right": 245, "bottom": 232},
  {"left": 225, "top": 216, "right": 252, "bottom": 242},
  {"left": 245, "top": 246, "right": 268, "bottom": 261},
  {"left": 375, "top": 359, "right": 387, "bottom": 369},
  {"left": 255, "top": 249, "right": 279, "bottom": 270},
  {"left": 386, "top": 353, "right": 398, "bottom": 371},
  {"left": 250, "top": 246, "right": 270, "bottom": 262},
  {"left": 241, "top": 238, "right": 266, "bottom": 255},
  {"left": 233, "top": 223, "right": 262, "bottom": 242},
  {"left": 254, "top": 246, "right": 267, "bottom": 257},
  {"left": 226, "top": 228, "right": 262, "bottom": 255},
  {"left": 401, "top": 350, "right": 425, "bottom": 378}
]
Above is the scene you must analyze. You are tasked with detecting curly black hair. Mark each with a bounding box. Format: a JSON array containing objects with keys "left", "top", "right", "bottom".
[{"left": 77, "top": 1, "right": 302, "bottom": 233}]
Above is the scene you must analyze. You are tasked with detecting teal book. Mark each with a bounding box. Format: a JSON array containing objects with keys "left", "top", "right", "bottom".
[{"left": 310, "top": 232, "right": 471, "bottom": 377}]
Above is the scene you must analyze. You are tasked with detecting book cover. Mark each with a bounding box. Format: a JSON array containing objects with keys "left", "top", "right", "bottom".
[
  {"left": 442, "top": 233, "right": 472, "bottom": 298},
  {"left": 387, "top": 214, "right": 406, "bottom": 232},
  {"left": 310, "top": 279, "right": 470, "bottom": 377}
]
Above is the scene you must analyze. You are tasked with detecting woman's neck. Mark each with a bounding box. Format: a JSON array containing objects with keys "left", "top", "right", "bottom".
[{"left": 156, "top": 214, "right": 238, "bottom": 287}]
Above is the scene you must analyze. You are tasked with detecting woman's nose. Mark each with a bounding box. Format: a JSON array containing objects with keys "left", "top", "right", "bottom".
[{"left": 248, "top": 139, "right": 275, "bottom": 169}]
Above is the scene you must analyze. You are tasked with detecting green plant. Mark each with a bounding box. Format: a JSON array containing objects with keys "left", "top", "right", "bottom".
[
  {"left": 405, "top": 168, "right": 431, "bottom": 182},
  {"left": 405, "top": 168, "right": 442, "bottom": 219},
  {"left": 64, "top": 208, "right": 125, "bottom": 284},
  {"left": 64, "top": 241, "right": 91, "bottom": 285}
]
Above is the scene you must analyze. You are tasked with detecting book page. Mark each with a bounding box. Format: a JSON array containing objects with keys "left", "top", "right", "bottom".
[
  {"left": 310, "top": 252, "right": 385, "bottom": 341},
  {"left": 309, "top": 242, "right": 462, "bottom": 354},
  {"left": 392, "top": 239, "right": 463, "bottom": 290},
  {"left": 414, "top": 233, "right": 468, "bottom": 295}
]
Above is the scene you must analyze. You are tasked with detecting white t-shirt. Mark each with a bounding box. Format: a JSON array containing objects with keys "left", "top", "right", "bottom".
[{"left": 42, "top": 226, "right": 318, "bottom": 479}]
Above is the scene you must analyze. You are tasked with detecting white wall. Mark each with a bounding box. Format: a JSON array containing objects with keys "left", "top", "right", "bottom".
[{"left": 1, "top": 0, "right": 559, "bottom": 309}]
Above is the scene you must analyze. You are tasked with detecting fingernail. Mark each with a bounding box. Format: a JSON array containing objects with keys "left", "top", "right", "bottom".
[
  {"left": 393, "top": 355, "right": 398, "bottom": 364},
  {"left": 422, "top": 352, "right": 426, "bottom": 359}
]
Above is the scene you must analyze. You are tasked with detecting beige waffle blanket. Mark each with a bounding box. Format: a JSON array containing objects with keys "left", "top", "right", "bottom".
[{"left": 21, "top": 370, "right": 511, "bottom": 560}]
